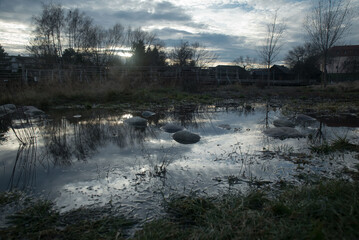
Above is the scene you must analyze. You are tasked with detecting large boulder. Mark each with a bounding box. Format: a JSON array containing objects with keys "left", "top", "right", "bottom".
[
  {"left": 273, "top": 118, "right": 295, "bottom": 128},
  {"left": 125, "top": 116, "right": 147, "bottom": 127},
  {"left": 161, "top": 123, "right": 184, "bottom": 133},
  {"left": 263, "top": 127, "right": 305, "bottom": 139},
  {"left": 172, "top": 130, "right": 201, "bottom": 144}
]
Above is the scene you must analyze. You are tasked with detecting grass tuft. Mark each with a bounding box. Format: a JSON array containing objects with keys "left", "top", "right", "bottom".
[
  {"left": 310, "top": 136, "right": 359, "bottom": 154},
  {"left": 0, "top": 191, "right": 22, "bottom": 207},
  {"left": 0, "top": 200, "right": 136, "bottom": 240},
  {"left": 135, "top": 181, "right": 359, "bottom": 240}
]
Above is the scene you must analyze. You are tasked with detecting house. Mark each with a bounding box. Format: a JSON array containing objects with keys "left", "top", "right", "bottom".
[
  {"left": 270, "top": 65, "right": 295, "bottom": 80},
  {"left": 327, "top": 45, "right": 359, "bottom": 74},
  {"left": 250, "top": 68, "right": 268, "bottom": 80},
  {"left": 251, "top": 65, "right": 294, "bottom": 81},
  {"left": 208, "top": 65, "right": 249, "bottom": 84}
]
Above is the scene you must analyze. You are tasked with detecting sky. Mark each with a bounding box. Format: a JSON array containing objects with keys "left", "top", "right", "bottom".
[{"left": 0, "top": 0, "right": 358, "bottom": 65}]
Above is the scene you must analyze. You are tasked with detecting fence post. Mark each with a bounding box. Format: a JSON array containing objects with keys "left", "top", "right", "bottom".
[
  {"left": 22, "top": 67, "right": 26, "bottom": 85},
  {"left": 100, "top": 68, "right": 102, "bottom": 83}
]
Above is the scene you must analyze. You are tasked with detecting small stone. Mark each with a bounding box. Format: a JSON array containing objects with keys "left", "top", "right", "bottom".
[
  {"left": 295, "top": 114, "right": 316, "bottom": 124},
  {"left": 264, "top": 127, "right": 305, "bottom": 139},
  {"left": 161, "top": 123, "right": 184, "bottom": 133},
  {"left": 23, "top": 106, "right": 46, "bottom": 117},
  {"left": 273, "top": 118, "right": 295, "bottom": 128},
  {"left": 0, "top": 104, "right": 16, "bottom": 117},
  {"left": 125, "top": 116, "right": 147, "bottom": 127},
  {"left": 218, "top": 124, "right": 231, "bottom": 130},
  {"left": 142, "top": 111, "right": 156, "bottom": 118},
  {"left": 172, "top": 130, "right": 201, "bottom": 144}
]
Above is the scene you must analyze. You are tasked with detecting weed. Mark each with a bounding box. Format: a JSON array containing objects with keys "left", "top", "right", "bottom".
[
  {"left": 274, "top": 144, "right": 294, "bottom": 155},
  {"left": 0, "top": 200, "right": 136, "bottom": 240},
  {"left": 310, "top": 136, "right": 359, "bottom": 154},
  {"left": 4, "top": 200, "right": 59, "bottom": 237},
  {"left": 165, "top": 195, "right": 215, "bottom": 226},
  {"left": 135, "top": 181, "right": 359, "bottom": 240},
  {"left": 0, "top": 191, "right": 21, "bottom": 206}
]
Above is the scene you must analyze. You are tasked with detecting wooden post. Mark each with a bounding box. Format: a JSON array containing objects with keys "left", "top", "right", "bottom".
[{"left": 226, "top": 69, "right": 231, "bottom": 84}]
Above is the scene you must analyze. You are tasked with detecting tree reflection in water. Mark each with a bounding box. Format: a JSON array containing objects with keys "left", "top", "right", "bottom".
[
  {"left": 4, "top": 105, "right": 255, "bottom": 191},
  {"left": 42, "top": 114, "right": 159, "bottom": 162},
  {"left": 8, "top": 141, "right": 48, "bottom": 190}
]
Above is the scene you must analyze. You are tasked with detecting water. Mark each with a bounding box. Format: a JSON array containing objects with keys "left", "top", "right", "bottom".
[{"left": 1, "top": 103, "right": 358, "bottom": 222}]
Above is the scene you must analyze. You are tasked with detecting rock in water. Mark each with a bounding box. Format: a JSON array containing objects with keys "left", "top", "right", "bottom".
[
  {"left": 142, "top": 111, "right": 156, "bottom": 118},
  {"left": 218, "top": 124, "right": 231, "bottom": 130},
  {"left": 125, "top": 116, "right": 147, "bottom": 127},
  {"left": 0, "top": 104, "right": 16, "bottom": 117},
  {"left": 161, "top": 123, "right": 184, "bottom": 133},
  {"left": 273, "top": 119, "right": 295, "bottom": 128},
  {"left": 263, "top": 127, "right": 305, "bottom": 139},
  {"left": 23, "top": 106, "right": 46, "bottom": 117},
  {"left": 295, "top": 114, "right": 316, "bottom": 125},
  {"left": 172, "top": 130, "right": 201, "bottom": 144}
]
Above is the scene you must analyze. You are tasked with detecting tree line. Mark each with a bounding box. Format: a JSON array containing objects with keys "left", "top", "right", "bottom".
[
  {"left": 24, "top": 3, "right": 217, "bottom": 69},
  {"left": 1, "top": 0, "right": 354, "bottom": 86},
  {"left": 234, "top": 0, "right": 352, "bottom": 86}
]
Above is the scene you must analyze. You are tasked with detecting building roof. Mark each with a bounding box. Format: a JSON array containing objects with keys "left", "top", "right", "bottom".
[
  {"left": 271, "top": 65, "right": 293, "bottom": 74},
  {"left": 329, "top": 45, "right": 359, "bottom": 57}
]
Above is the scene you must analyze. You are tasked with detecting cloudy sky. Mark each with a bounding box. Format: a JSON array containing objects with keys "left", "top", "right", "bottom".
[{"left": 0, "top": 0, "right": 358, "bottom": 65}]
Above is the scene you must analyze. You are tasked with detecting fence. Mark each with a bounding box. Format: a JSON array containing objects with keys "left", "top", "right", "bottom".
[{"left": 0, "top": 64, "right": 313, "bottom": 90}]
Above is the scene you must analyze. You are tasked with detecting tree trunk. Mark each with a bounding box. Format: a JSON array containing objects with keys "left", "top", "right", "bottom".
[
  {"left": 267, "top": 64, "right": 271, "bottom": 87},
  {"left": 322, "top": 54, "right": 328, "bottom": 88}
]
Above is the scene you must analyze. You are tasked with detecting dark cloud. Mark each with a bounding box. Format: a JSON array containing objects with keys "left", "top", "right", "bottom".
[
  {"left": 152, "top": 27, "right": 252, "bottom": 62},
  {"left": 0, "top": 0, "right": 42, "bottom": 22},
  {"left": 154, "top": 28, "right": 245, "bottom": 45}
]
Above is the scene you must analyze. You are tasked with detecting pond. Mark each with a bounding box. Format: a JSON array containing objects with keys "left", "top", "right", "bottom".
[{"left": 1, "top": 103, "right": 359, "bottom": 224}]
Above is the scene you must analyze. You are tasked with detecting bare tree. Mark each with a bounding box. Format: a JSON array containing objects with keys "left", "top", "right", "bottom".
[
  {"left": 0, "top": 44, "right": 8, "bottom": 60},
  {"left": 170, "top": 41, "right": 217, "bottom": 67},
  {"left": 233, "top": 55, "right": 256, "bottom": 70},
  {"left": 258, "top": 11, "right": 286, "bottom": 86},
  {"left": 304, "top": 0, "right": 352, "bottom": 87},
  {"left": 127, "top": 27, "right": 157, "bottom": 47},
  {"left": 169, "top": 41, "right": 194, "bottom": 67},
  {"left": 28, "top": 4, "right": 125, "bottom": 67},
  {"left": 285, "top": 43, "right": 319, "bottom": 68},
  {"left": 27, "top": 3, "right": 65, "bottom": 64},
  {"left": 285, "top": 43, "right": 320, "bottom": 80},
  {"left": 65, "top": 9, "right": 94, "bottom": 52},
  {"left": 86, "top": 23, "right": 125, "bottom": 66},
  {"left": 191, "top": 42, "right": 218, "bottom": 68}
]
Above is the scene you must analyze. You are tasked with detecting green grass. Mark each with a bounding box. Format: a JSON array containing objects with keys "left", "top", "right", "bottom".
[
  {"left": 134, "top": 181, "right": 359, "bottom": 240},
  {"left": 310, "top": 137, "right": 359, "bottom": 154},
  {"left": 1, "top": 181, "right": 359, "bottom": 239},
  {"left": 0, "top": 191, "right": 22, "bottom": 206},
  {"left": 0, "top": 200, "right": 136, "bottom": 240},
  {"left": 0, "top": 83, "right": 220, "bottom": 110}
]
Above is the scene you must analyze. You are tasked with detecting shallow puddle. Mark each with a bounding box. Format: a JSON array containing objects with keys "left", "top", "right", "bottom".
[{"left": 1, "top": 103, "right": 358, "bottom": 222}]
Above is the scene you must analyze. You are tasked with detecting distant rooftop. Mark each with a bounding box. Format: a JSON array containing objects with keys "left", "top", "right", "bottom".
[{"left": 329, "top": 45, "right": 359, "bottom": 57}]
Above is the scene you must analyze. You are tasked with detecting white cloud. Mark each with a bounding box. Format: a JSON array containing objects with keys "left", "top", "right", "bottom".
[{"left": 0, "top": 0, "right": 358, "bottom": 63}]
